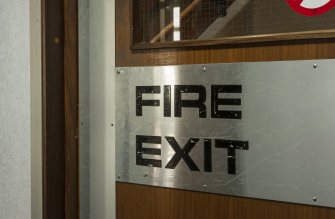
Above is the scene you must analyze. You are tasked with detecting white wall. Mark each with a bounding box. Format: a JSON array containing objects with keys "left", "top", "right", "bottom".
[
  {"left": 0, "top": 0, "right": 31, "bottom": 218},
  {"left": 79, "top": 0, "right": 116, "bottom": 218},
  {"left": 30, "top": 0, "right": 42, "bottom": 218}
]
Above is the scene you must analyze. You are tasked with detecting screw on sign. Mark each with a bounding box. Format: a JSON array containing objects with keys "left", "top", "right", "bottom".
[{"left": 286, "top": 0, "right": 335, "bottom": 16}]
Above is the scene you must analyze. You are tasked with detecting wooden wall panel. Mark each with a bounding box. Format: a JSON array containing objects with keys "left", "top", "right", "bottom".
[{"left": 115, "top": 0, "right": 335, "bottom": 218}]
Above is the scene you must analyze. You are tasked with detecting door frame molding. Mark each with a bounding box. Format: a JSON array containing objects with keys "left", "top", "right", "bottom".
[{"left": 42, "top": 0, "right": 79, "bottom": 218}]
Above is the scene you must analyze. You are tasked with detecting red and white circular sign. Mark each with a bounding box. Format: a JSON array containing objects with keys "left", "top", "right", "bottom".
[{"left": 286, "top": 0, "right": 335, "bottom": 16}]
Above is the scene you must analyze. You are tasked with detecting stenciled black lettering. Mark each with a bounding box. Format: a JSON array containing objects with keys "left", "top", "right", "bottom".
[
  {"left": 211, "top": 85, "right": 242, "bottom": 119},
  {"left": 136, "top": 135, "right": 162, "bottom": 168},
  {"left": 136, "top": 86, "right": 160, "bottom": 116},
  {"left": 164, "top": 85, "right": 171, "bottom": 117},
  {"left": 165, "top": 137, "right": 200, "bottom": 171},
  {"left": 174, "top": 85, "right": 206, "bottom": 118},
  {"left": 204, "top": 139, "right": 212, "bottom": 172},
  {"left": 215, "top": 139, "right": 249, "bottom": 174}
]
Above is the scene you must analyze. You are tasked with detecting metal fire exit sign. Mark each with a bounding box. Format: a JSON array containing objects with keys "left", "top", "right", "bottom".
[{"left": 115, "top": 60, "right": 335, "bottom": 208}]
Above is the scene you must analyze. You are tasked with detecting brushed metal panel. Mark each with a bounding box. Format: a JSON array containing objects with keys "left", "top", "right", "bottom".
[{"left": 116, "top": 60, "right": 335, "bottom": 208}]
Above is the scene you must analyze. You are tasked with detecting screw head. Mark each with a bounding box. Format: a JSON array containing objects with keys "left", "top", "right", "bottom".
[
  {"left": 117, "top": 175, "right": 121, "bottom": 179},
  {"left": 313, "top": 197, "right": 317, "bottom": 202},
  {"left": 203, "top": 184, "right": 207, "bottom": 188},
  {"left": 203, "top": 67, "right": 206, "bottom": 72},
  {"left": 313, "top": 64, "right": 317, "bottom": 69}
]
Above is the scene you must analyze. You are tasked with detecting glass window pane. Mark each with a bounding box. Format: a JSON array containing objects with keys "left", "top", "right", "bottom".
[{"left": 133, "top": 0, "right": 335, "bottom": 44}]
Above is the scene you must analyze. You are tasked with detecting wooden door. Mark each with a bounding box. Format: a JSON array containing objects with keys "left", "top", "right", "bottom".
[{"left": 115, "top": 1, "right": 335, "bottom": 218}]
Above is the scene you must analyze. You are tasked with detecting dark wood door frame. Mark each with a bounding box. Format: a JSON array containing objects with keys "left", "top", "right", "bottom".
[{"left": 42, "top": 0, "right": 79, "bottom": 218}]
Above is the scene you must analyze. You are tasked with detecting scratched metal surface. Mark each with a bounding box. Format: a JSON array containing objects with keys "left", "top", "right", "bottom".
[{"left": 115, "top": 60, "right": 335, "bottom": 207}]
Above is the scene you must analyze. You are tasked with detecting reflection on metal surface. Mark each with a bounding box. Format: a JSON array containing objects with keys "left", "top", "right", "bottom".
[{"left": 116, "top": 59, "right": 335, "bottom": 208}]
